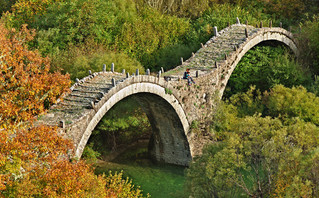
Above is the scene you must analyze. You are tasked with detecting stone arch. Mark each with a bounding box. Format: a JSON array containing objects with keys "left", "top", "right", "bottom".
[
  {"left": 74, "top": 81, "right": 192, "bottom": 166},
  {"left": 219, "top": 28, "right": 299, "bottom": 96}
]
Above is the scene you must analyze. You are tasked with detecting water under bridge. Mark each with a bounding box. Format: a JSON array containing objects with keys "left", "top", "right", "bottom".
[{"left": 38, "top": 19, "right": 299, "bottom": 166}]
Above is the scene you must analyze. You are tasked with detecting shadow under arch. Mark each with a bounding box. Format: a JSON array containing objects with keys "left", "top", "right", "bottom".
[{"left": 75, "top": 82, "right": 192, "bottom": 166}]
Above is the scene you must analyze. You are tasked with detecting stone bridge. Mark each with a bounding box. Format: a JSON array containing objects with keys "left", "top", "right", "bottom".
[{"left": 39, "top": 20, "right": 298, "bottom": 166}]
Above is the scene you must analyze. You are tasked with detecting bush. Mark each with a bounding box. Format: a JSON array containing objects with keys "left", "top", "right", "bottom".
[
  {"left": 51, "top": 45, "right": 145, "bottom": 81},
  {"left": 264, "top": 85, "right": 319, "bottom": 125},
  {"left": 187, "top": 85, "right": 319, "bottom": 197},
  {"left": 188, "top": 3, "right": 274, "bottom": 44},
  {"left": 299, "top": 15, "right": 319, "bottom": 75},
  {"left": 82, "top": 143, "right": 101, "bottom": 164},
  {"left": 224, "top": 45, "right": 310, "bottom": 98},
  {"left": 226, "top": 85, "right": 319, "bottom": 125},
  {"left": 113, "top": 6, "right": 190, "bottom": 70},
  {"left": 105, "top": 171, "right": 149, "bottom": 197}
]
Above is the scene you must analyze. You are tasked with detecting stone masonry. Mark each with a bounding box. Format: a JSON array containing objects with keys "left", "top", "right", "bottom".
[{"left": 38, "top": 22, "right": 298, "bottom": 166}]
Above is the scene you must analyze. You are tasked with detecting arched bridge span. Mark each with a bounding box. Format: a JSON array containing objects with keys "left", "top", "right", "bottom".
[{"left": 39, "top": 22, "right": 299, "bottom": 166}]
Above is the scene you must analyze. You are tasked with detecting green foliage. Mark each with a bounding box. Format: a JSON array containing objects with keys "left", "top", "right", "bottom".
[
  {"left": 187, "top": 85, "right": 319, "bottom": 197},
  {"left": 165, "top": 88, "right": 173, "bottom": 95},
  {"left": 224, "top": 45, "right": 310, "bottom": 98},
  {"left": 17, "top": 0, "right": 190, "bottom": 72},
  {"left": 96, "top": 99, "right": 150, "bottom": 133},
  {"left": 189, "top": 4, "right": 273, "bottom": 44},
  {"left": 186, "top": 143, "right": 232, "bottom": 198},
  {"left": 226, "top": 85, "right": 319, "bottom": 125},
  {"left": 233, "top": 0, "right": 319, "bottom": 24},
  {"left": 114, "top": 6, "right": 190, "bottom": 70},
  {"left": 227, "top": 85, "right": 264, "bottom": 117},
  {"left": 51, "top": 46, "right": 144, "bottom": 81},
  {"left": 300, "top": 15, "right": 319, "bottom": 74},
  {"left": 191, "top": 120, "right": 199, "bottom": 129},
  {"left": 0, "top": 0, "right": 15, "bottom": 16},
  {"left": 87, "top": 97, "right": 151, "bottom": 154},
  {"left": 264, "top": 85, "right": 319, "bottom": 126},
  {"left": 30, "top": 0, "right": 138, "bottom": 53},
  {"left": 308, "top": 75, "right": 319, "bottom": 96},
  {"left": 82, "top": 142, "right": 101, "bottom": 164}
]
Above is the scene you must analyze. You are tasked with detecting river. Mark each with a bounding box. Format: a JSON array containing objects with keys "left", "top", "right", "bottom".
[{"left": 94, "top": 141, "right": 187, "bottom": 198}]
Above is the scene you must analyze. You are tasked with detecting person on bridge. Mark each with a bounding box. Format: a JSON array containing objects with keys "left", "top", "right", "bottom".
[{"left": 183, "top": 68, "right": 195, "bottom": 86}]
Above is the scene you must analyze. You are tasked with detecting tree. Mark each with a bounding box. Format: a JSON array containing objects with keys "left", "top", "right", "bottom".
[
  {"left": 0, "top": 22, "right": 70, "bottom": 126},
  {"left": 224, "top": 45, "right": 310, "bottom": 98},
  {"left": 0, "top": 22, "right": 147, "bottom": 197},
  {"left": 186, "top": 85, "right": 319, "bottom": 197},
  {"left": 4, "top": 0, "right": 60, "bottom": 28},
  {"left": 299, "top": 15, "right": 319, "bottom": 75},
  {"left": 0, "top": 0, "right": 16, "bottom": 16}
]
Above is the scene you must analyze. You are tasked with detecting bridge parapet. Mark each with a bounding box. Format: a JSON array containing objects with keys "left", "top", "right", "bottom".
[
  {"left": 38, "top": 21, "right": 299, "bottom": 166},
  {"left": 164, "top": 24, "right": 298, "bottom": 79}
]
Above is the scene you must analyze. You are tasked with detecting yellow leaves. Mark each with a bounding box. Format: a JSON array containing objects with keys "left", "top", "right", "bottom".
[
  {"left": 0, "top": 23, "right": 108, "bottom": 197},
  {"left": 0, "top": 23, "right": 71, "bottom": 126},
  {"left": 105, "top": 171, "right": 146, "bottom": 198}
]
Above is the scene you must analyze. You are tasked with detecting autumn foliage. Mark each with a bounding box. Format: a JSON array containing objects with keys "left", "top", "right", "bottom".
[
  {"left": 0, "top": 22, "right": 70, "bottom": 126},
  {"left": 0, "top": 23, "right": 146, "bottom": 197},
  {"left": 0, "top": 125, "right": 108, "bottom": 197}
]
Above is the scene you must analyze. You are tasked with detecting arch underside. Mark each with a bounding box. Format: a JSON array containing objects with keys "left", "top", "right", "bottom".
[
  {"left": 75, "top": 83, "right": 191, "bottom": 166},
  {"left": 132, "top": 93, "right": 191, "bottom": 166}
]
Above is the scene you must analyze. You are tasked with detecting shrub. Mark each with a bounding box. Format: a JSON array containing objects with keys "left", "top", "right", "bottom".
[
  {"left": 51, "top": 46, "right": 145, "bottom": 81},
  {"left": 224, "top": 45, "right": 310, "bottom": 98},
  {"left": 187, "top": 85, "right": 319, "bottom": 197},
  {"left": 299, "top": 15, "right": 319, "bottom": 75}
]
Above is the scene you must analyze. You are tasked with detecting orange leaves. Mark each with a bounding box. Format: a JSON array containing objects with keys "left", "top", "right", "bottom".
[
  {"left": 0, "top": 20, "right": 146, "bottom": 198},
  {"left": 0, "top": 23, "right": 70, "bottom": 127},
  {"left": 40, "top": 160, "right": 107, "bottom": 197},
  {"left": 0, "top": 124, "right": 108, "bottom": 197},
  {"left": 11, "top": 158, "right": 107, "bottom": 197},
  {"left": 14, "top": 125, "right": 72, "bottom": 162},
  {"left": 0, "top": 22, "right": 112, "bottom": 197}
]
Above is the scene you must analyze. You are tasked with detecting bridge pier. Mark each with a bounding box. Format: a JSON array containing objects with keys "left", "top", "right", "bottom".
[{"left": 133, "top": 94, "right": 191, "bottom": 166}]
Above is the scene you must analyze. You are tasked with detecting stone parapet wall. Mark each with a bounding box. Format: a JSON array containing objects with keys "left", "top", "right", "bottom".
[{"left": 38, "top": 22, "right": 298, "bottom": 166}]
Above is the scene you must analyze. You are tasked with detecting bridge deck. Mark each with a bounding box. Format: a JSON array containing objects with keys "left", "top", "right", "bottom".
[
  {"left": 38, "top": 72, "right": 127, "bottom": 126},
  {"left": 35, "top": 22, "right": 298, "bottom": 164},
  {"left": 164, "top": 24, "right": 257, "bottom": 77},
  {"left": 38, "top": 23, "right": 297, "bottom": 129}
]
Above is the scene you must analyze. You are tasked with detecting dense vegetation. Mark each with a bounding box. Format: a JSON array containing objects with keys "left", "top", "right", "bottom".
[
  {"left": 224, "top": 44, "right": 311, "bottom": 98},
  {"left": 0, "top": 21, "right": 149, "bottom": 197},
  {"left": 187, "top": 85, "right": 319, "bottom": 197},
  {"left": 1, "top": 0, "right": 319, "bottom": 197},
  {"left": 83, "top": 97, "right": 151, "bottom": 161}
]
